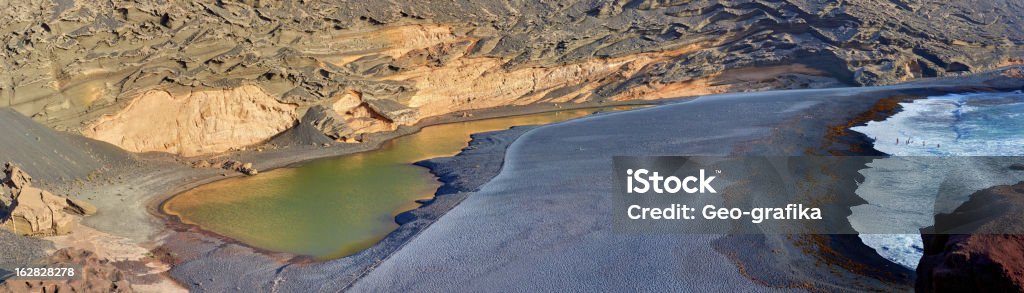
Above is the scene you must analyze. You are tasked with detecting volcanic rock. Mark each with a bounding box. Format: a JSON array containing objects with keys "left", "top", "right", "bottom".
[
  {"left": 65, "top": 197, "right": 98, "bottom": 216},
  {"left": 221, "top": 160, "right": 259, "bottom": 176},
  {"left": 917, "top": 181, "right": 1024, "bottom": 292},
  {"left": 190, "top": 160, "right": 214, "bottom": 169},
  {"left": 302, "top": 105, "right": 356, "bottom": 141},
  {"left": 1003, "top": 68, "right": 1024, "bottom": 79},
  {"left": 0, "top": 163, "right": 81, "bottom": 236},
  {"left": 4, "top": 1, "right": 1023, "bottom": 156}
]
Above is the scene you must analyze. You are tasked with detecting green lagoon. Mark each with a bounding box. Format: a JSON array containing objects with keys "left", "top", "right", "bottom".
[{"left": 164, "top": 107, "right": 633, "bottom": 259}]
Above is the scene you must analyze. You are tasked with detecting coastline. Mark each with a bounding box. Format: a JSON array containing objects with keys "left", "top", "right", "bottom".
[
  {"left": 4, "top": 1, "right": 1024, "bottom": 290},
  {"left": 348, "top": 69, "right": 1024, "bottom": 291},
  {"left": 146, "top": 99, "right": 662, "bottom": 238},
  {"left": 158, "top": 106, "right": 654, "bottom": 291},
  {"left": 143, "top": 101, "right": 662, "bottom": 290},
  {"left": 714, "top": 84, "right": 1024, "bottom": 290},
  {"left": 16, "top": 67, "right": 1023, "bottom": 291},
  {"left": 14, "top": 98, "right": 663, "bottom": 291},
  {"left": 710, "top": 94, "right": 923, "bottom": 291}
]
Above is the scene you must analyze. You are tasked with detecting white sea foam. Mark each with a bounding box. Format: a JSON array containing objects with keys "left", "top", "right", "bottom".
[
  {"left": 851, "top": 91, "right": 1024, "bottom": 156},
  {"left": 858, "top": 234, "right": 923, "bottom": 269},
  {"left": 849, "top": 91, "right": 1024, "bottom": 270}
]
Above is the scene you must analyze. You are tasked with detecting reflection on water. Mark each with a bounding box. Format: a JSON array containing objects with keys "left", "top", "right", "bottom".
[{"left": 164, "top": 106, "right": 638, "bottom": 259}]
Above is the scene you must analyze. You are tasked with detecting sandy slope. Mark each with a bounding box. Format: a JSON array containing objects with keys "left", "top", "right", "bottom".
[{"left": 0, "top": 108, "right": 131, "bottom": 185}]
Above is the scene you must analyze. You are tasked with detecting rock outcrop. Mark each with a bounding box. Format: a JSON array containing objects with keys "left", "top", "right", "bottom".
[
  {"left": 3, "top": 1, "right": 1023, "bottom": 156},
  {"left": 303, "top": 105, "right": 359, "bottom": 142},
  {"left": 917, "top": 181, "right": 1024, "bottom": 292},
  {"left": 82, "top": 85, "right": 298, "bottom": 157},
  {"left": 221, "top": 160, "right": 258, "bottom": 176},
  {"left": 190, "top": 159, "right": 260, "bottom": 175},
  {"left": 299, "top": 102, "right": 398, "bottom": 143},
  {"left": 1, "top": 162, "right": 90, "bottom": 236}
]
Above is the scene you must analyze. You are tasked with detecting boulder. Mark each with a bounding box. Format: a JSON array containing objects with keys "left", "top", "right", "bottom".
[
  {"left": 65, "top": 197, "right": 98, "bottom": 216},
  {"left": 221, "top": 160, "right": 259, "bottom": 176},
  {"left": 302, "top": 105, "right": 355, "bottom": 141},
  {"left": 4, "top": 186, "right": 76, "bottom": 235},
  {"left": 1, "top": 162, "right": 81, "bottom": 236},
  {"left": 3, "top": 162, "right": 32, "bottom": 189},
  {"left": 191, "top": 160, "right": 213, "bottom": 169},
  {"left": 1002, "top": 68, "right": 1024, "bottom": 79}
]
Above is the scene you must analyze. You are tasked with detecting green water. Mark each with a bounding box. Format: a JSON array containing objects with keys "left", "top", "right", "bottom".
[{"left": 164, "top": 107, "right": 632, "bottom": 259}]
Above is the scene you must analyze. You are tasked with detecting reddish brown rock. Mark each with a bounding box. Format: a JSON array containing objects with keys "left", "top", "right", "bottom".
[
  {"left": 917, "top": 181, "right": 1024, "bottom": 292},
  {"left": 918, "top": 234, "right": 1024, "bottom": 292}
]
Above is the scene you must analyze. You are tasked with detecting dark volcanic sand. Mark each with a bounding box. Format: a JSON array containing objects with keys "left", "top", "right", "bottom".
[
  {"left": 350, "top": 76, "right": 1024, "bottom": 291},
  {"left": 162, "top": 125, "right": 542, "bottom": 292},
  {"left": 0, "top": 68, "right": 1020, "bottom": 290},
  {"left": 153, "top": 69, "right": 1024, "bottom": 292}
]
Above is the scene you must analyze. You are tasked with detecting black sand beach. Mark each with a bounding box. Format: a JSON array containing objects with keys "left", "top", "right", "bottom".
[
  {"left": 154, "top": 69, "right": 1024, "bottom": 291},
  {"left": 1, "top": 68, "right": 1022, "bottom": 291},
  {"left": 4, "top": 1, "right": 1024, "bottom": 290},
  {"left": 348, "top": 70, "right": 1024, "bottom": 291}
]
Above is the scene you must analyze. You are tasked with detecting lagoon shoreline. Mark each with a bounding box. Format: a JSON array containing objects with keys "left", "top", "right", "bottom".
[
  {"left": 119, "top": 67, "right": 1024, "bottom": 291},
  {"left": 2, "top": 67, "right": 1022, "bottom": 291},
  {"left": 349, "top": 68, "right": 1024, "bottom": 291}
]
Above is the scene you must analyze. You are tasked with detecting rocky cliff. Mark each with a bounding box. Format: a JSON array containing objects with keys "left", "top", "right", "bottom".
[
  {"left": 917, "top": 181, "right": 1024, "bottom": 292},
  {"left": 3, "top": 0, "right": 1023, "bottom": 155},
  {"left": 82, "top": 85, "right": 297, "bottom": 156}
]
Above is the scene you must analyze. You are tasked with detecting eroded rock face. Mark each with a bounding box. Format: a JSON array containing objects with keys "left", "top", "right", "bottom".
[
  {"left": 1, "top": 162, "right": 85, "bottom": 236},
  {"left": 1004, "top": 68, "right": 1024, "bottom": 79},
  {"left": 302, "top": 100, "right": 398, "bottom": 143},
  {"left": 3, "top": 1, "right": 1023, "bottom": 155},
  {"left": 917, "top": 181, "right": 1024, "bottom": 292},
  {"left": 304, "top": 105, "right": 357, "bottom": 142},
  {"left": 82, "top": 85, "right": 298, "bottom": 156},
  {"left": 5, "top": 186, "right": 76, "bottom": 235}
]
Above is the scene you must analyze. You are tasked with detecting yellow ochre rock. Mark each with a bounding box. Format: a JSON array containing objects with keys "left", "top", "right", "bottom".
[{"left": 1, "top": 162, "right": 87, "bottom": 236}]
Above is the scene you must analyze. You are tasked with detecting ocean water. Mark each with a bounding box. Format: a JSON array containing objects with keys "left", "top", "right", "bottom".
[
  {"left": 853, "top": 91, "right": 1024, "bottom": 156},
  {"left": 849, "top": 91, "right": 1024, "bottom": 269}
]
